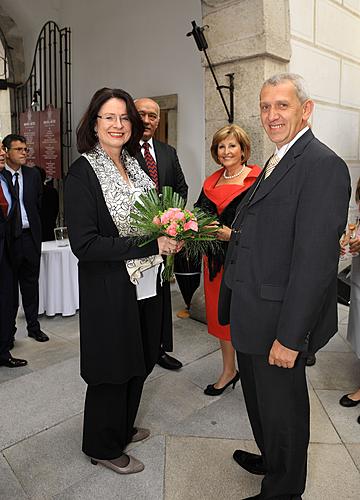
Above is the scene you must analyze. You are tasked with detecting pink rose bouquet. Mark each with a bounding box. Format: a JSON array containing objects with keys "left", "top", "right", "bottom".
[{"left": 130, "top": 186, "right": 219, "bottom": 280}]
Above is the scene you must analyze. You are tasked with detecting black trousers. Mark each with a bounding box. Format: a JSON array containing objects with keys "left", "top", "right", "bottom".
[
  {"left": 12, "top": 231, "right": 40, "bottom": 334},
  {"left": 0, "top": 248, "right": 14, "bottom": 360},
  {"left": 159, "top": 280, "right": 173, "bottom": 353},
  {"left": 82, "top": 289, "right": 163, "bottom": 459},
  {"left": 237, "top": 352, "right": 309, "bottom": 499}
]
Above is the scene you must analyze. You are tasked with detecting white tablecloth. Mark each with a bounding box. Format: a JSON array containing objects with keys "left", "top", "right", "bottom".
[{"left": 39, "top": 241, "right": 79, "bottom": 316}]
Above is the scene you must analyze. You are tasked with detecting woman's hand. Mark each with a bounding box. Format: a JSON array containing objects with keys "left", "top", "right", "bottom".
[
  {"left": 157, "top": 236, "right": 184, "bottom": 255},
  {"left": 216, "top": 225, "right": 232, "bottom": 241}
]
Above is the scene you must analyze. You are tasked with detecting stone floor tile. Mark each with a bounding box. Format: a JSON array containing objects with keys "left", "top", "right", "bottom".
[
  {"left": 309, "top": 390, "right": 340, "bottom": 443},
  {"left": 171, "top": 318, "right": 219, "bottom": 366},
  {"left": 318, "top": 332, "right": 352, "bottom": 352},
  {"left": 179, "top": 350, "right": 224, "bottom": 390},
  {"left": 164, "top": 436, "right": 261, "bottom": 500},
  {"left": 0, "top": 453, "right": 28, "bottom": 499},
  {"left": 11, "top": 335, "right": 79, "bottom": 371},
  {"left": 346, "top": 443, "right": 360, "bottom": 471},
  {"left": 54, "top": 435, "right": 165, "bottom": 500},
  {"left": 3, "top": 414, "right": 92, "bottom": 500},
  {"left": 136, "top": 372, "right": 214, "bottom": 434},
  {"left": 304, "top": 443, "right": 360, "bottom": 499},
  {"left": 39, "top": 313, "right": 80, "bottom": 341},
  {"left": 168, "top": 388, "right": 253, "bottom": 440},
  {"left": 0, "top": 357, "right": 85, "bottom": 450},
  {"left": 0, "top": 362, "right": 33, "bottom": 384},
  {"left": 305, "top": 351, "right": 359, "bottom": 390},
  {"left": 315, "top": 390, "right": 360, "bottom": 443}
]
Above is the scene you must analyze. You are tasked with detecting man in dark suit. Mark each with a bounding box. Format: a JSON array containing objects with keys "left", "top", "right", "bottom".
[
  {"left": 135, "top": 98, "right": 188, "bottom": 370},
  {"left": 3, "top": 134, "right": 49, "bottom": 344},
  {"left": 0, "top": 140, "right": 27, "bottom": 367},
  {"left": 219, "top": 74, "right": 350, "bottom": 499}
]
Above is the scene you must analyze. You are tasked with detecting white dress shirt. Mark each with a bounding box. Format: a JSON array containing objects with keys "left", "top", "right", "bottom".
[{"left": 275, "top": 126, "right": 309, "bottom": 160}]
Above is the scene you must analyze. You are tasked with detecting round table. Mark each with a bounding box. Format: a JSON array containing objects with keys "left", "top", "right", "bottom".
[{"left": 39, "top": 240, "right": 79, "bottom": 316}]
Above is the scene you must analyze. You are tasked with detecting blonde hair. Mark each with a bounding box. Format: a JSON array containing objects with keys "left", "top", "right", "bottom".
[{"left": 211, "top": 124, "right": 251, "bottom": 165}]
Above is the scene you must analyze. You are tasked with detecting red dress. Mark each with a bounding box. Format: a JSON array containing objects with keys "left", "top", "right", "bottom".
[{"left": 203, "top": 165, "right": 261, "bottom": 340}]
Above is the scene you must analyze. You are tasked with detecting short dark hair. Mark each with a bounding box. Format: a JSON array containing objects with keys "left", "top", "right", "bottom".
[
  {"left": 3, "top": 134, "right": 27, "bottom": 150},
  {"left": 76, "top": 88, "right": 144, "bottom": 156}
]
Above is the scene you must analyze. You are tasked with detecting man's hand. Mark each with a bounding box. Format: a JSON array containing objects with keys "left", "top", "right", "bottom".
[
  {"left": 349, "top": 237, "right": 360, "bottom": 255},
  {"left": 216, "top": 225, "right": 232, "bottom": 241},
  {"left": 268, "top": 339, "right": 299, "bottom": 368}
]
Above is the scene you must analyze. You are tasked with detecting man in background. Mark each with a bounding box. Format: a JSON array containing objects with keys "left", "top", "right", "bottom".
[
  {"left": 0, "top": 139, "right": 27, "bottom": 367},
  {"left": 135, "top": 98, "right": 188, "bottom": 370},
  {"left": 3, "top": 134, "right": 49, "bottom": 345}
]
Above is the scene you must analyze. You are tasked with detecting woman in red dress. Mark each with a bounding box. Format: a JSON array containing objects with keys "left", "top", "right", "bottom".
[{"left": 196, "top": 125, "right": 261, "bottom": 395}]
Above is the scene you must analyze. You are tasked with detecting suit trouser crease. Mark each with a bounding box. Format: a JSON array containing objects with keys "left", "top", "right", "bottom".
[
  {"left": 13, "top": 232, "right": 40, "bottom": 334},
  {"left": 82, "top": 286, "right": 163, "bottom": 459},
  {"left": 237, "top": 352, "right": 309, "bottom": 498}
]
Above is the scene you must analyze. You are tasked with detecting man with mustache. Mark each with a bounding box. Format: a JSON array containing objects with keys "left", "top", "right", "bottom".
[{"left": 135, "top": 97, "right": 188, "bottom": 371}]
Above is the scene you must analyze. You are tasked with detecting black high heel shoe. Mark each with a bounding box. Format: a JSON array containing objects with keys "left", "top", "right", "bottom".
[{"left": 204, "top": 371, "right": 240, "bottom": 396}]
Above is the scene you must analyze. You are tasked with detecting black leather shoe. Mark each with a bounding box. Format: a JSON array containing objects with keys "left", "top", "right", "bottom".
[
  {"left": 242, "top": 495, "right": 301, "bottom": 500},
  {"left": 233, "top": 449, "right": 267, "bottom": 475},
  {"left": 339, "top": 394, "right": 360, "bottom": 407},
  {"left": 357, "top": 415, "right": 360, "bottom": 424},
  {"left": 0, "top": 356, "right": 28, "bottom": 368},
  {"left": 157, "top": 353, "right": 182, "bottom": 370},
  {"left": 204, "top": 371, "right": 240, "bottom": 396},
  {"left": 305, "top": 353, "right": 316, "bottom": 366},
  {"left": 28, "top": 330, "right": 49, "bottom": 342}
]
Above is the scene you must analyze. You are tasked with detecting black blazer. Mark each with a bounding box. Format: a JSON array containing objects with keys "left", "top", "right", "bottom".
[
  {"left": 0, "top": 170, "right": 15, "bottom": 263},
  {"left": 219, "top": 130, "right": 351, "bottom": 355},
  {"left": 136, "top": 139, "right": 188, "bottom": 202},
  {"left": 65, "top": 156, "right": 159, "bottom": 385},
  {"left": 17, "top": 165, "right": 42, "bottom": 253}
]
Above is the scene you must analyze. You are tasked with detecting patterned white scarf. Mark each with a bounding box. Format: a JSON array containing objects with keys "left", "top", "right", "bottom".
[{"left": 83, "top": 144, "right": 163, "bottom": 283}]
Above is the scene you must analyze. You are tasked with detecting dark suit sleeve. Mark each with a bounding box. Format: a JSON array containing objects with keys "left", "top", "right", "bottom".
[
  {"left": 64, "top": 165, "right": 159, "bottom": 262},
  {"left": 276, "top": 154, "right": 350, "bottom": 351},
  {"left": 170, "top": 146, "right": 188, "bottom": 202}
]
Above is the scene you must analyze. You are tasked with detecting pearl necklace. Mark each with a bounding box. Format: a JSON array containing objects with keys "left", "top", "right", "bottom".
[{"left": 223, "top": 164, "right": 245, "bottom": 179}]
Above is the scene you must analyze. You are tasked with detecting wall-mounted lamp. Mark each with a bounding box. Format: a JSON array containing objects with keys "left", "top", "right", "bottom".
[
  {"left": 187, "top": 20, "right": 234, "bottom": 123},
  {"left": 31, "top": 89, "right": 41, "bottom": 108}
]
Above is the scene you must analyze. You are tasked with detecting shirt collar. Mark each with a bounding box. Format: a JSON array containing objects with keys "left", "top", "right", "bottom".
[
  {"left": 5, "top": 164, "right": 22, "bottom": 176},
  {"left": 275, "top": 126, "right": 309, "bottom": 159},
  {"left": 140, "top": 137, "right": 154, "bottom": 149}
]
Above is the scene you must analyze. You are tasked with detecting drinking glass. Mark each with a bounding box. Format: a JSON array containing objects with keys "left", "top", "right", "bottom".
[{"left": 54, "top": 226, "right": 69, "bottom": 247}]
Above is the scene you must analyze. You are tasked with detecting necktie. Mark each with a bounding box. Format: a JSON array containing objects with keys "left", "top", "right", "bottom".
[
  {"left": 264, "top": 153, "right": 281, "bottom": 179},
  {"left": 13, "top": 172, "right": 23, "bottom": 237},
  {"left": 142, "top": 142, "right": 159, "bottom": 191},
  {"left": 0, "top": 181, "right": 9, "bottom": 217}
]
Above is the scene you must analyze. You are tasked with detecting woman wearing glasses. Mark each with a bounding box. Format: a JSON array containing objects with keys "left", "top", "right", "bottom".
[
  {"left": 195, "top": 125, "right": 261, "bottom": 396},
  {"left": 65, "top": 88, "right": 181, "bottom": 474}
]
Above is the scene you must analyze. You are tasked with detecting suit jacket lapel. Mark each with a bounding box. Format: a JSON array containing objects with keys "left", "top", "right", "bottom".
[
  {"left": 153, "top": 140, "right": 166, "bottom": 189},
  {"left": 135, "top": 150, "right": 148, "bottom": 175},
  {"left": 249, "top": 129, "right": 315, "bottom": 207}
]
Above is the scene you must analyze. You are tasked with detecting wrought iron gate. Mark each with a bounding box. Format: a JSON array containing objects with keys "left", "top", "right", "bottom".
[{"left": 13, "top": 20, "right": 72, "bottom": 178}]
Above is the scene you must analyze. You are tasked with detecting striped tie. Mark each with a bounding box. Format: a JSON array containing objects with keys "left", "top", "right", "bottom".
[
  {"left": 264, "top": 153, "right": 281, "bottom": 179},
  {"left": 142, "top": 142, "right": 159, "bottom": 191}
]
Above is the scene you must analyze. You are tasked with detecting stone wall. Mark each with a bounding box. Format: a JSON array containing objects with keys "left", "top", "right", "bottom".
[{"left": 289, "top": 0, "right": 360, "bottom": 200}]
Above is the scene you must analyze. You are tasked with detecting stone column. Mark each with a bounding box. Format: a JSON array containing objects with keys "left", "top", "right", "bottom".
[
  {"left": 202, "top": 0, "right": 291, "bottom": 173},
  {"left": 190, "top": 0, "right": 291, "bottom": 323}
]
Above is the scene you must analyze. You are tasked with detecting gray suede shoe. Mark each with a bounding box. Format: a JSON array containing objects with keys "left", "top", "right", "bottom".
[
  {"left": 90, "top": 455, "right": 144, "bottom": 474},
  {"left": 131, "top": 427, "right": 150, "bottom": 443}
]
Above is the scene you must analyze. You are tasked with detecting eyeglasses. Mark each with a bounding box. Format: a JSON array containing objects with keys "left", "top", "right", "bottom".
[
  {"left": 97, "top": 114, "right": 131, "bottom": 125},
  {"left": 8, "top": 147, "right": 29, "bottom": 153}
]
